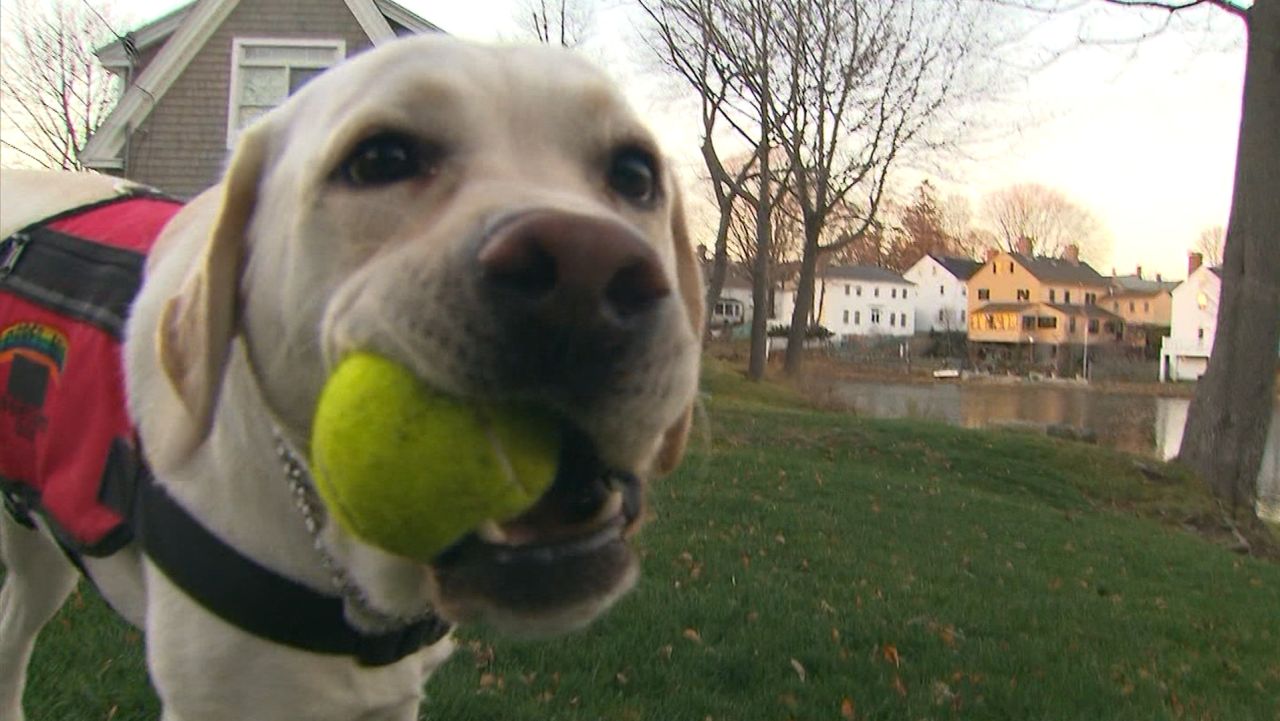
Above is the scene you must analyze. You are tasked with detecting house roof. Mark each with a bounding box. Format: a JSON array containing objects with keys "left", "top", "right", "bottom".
[
  {"left": 1045, "top": 303, "right": 1124, "bottom": 321},
  {"left": 84, "top": 0, "right": 441, "bottom": 169},
  {"left": 930, "top": 254, "right": 982, "bottom": 281},
  {"left": 973, "top": 302, "right": 1124, "bottom": 323},
  {"left": 1109, "top": 274, "right": 1179, "bottom": 294},
  {"left": 821, "top": 265, "right": 914, "bottom": 285},
  {"left": 973, "top": 302, "right": 1034, "bottom": 314},
  {"left": 1006, "top": 253, "right": 1109, "bottom": 286}
]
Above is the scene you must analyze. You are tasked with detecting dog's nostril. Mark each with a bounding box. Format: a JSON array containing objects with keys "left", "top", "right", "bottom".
[
  {"left": 482, "top": 239, "right": 558, "bottom": 298},
  {"left": 606, "top": 261, "right": 669, "bottom": 317}
]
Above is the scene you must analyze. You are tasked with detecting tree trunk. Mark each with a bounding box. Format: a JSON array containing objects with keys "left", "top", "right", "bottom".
[
  {"left": 1178, "top": 1, "right": 1280, "bottom": 518},
  {"left": 747, "top": 138, "right": 773, "bottom": 381},
  {"left": 784, "top": 220, "right": 822, "bottom": 375},
  {"left": 702, "top": 208, "right": 734, "bottom": 343}
]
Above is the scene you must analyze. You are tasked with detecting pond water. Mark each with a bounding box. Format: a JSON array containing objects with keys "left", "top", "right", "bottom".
[{"left": 827, "top": 380, "right": 1280, "bottom": 517}]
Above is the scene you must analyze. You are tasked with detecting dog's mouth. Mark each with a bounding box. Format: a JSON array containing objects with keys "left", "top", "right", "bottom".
[{"left": 429, "top": 426, "right": 644, "bottom": 628}]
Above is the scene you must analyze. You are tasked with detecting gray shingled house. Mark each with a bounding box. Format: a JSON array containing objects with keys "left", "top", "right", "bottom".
[{"left": 85, "top": 0, "right": 440, "bottom": 198}]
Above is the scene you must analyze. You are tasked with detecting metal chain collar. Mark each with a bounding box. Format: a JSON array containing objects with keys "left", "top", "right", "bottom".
[{"left": 271, "top": 425, "right": 437, "bottom": 633}]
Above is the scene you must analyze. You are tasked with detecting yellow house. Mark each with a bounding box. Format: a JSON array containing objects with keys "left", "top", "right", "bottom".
[
  {"left": 967, "top": 244, "right": 1123, "bottom": 367},
  {"left": 1106, "top": 268, "right": 1177, "bottom": 353}
]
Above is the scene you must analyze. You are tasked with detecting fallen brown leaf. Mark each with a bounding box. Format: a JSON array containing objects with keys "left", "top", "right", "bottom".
[{"left": 840, "top": 696, "right": 856, "bottom": 719}]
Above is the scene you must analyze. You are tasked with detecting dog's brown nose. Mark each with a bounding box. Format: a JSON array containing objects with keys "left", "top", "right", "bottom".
[{"left": 478, "top": 211, "right": 670, "bottom": 326}]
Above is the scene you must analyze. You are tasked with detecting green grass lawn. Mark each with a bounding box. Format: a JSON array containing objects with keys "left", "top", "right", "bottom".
[{"left": 17, "top": 360, "right": 1280, "bottom": 720}]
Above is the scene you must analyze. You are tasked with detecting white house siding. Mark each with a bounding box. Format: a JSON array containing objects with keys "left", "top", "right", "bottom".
[
  {"left": 1160, "top": 266, "right": 1220, "bottom": 381},
  {"left": 903, "top": 255, "right": 969, "bottom": 333},
  {"left": 817, "top": 279, "right": 915, "bottom": 339}
]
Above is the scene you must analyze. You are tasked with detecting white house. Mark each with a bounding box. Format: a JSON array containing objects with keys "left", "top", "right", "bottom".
[
  {"left": 903, "top": 254, "right": 981, "bottom": 333},
  {"left": 777, "top": 265, "right": 916, "bottom": 340},
  {"left": 1160, "top": 254, "right": 1219, "bottom": 381}
]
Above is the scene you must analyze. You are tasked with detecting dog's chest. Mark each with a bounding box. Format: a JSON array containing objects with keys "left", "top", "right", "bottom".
[{"left": 0, "top": 195, "right": 182, "bottom": 555}]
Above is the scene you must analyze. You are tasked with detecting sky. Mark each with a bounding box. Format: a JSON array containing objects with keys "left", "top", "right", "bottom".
[{"left": 87, "top": 1, "right": 1251, "bottom": 280}]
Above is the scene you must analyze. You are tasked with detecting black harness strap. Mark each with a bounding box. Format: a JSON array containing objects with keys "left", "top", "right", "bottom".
[{"left": 131, "top": 461, "right": 452, "bottom": 667}]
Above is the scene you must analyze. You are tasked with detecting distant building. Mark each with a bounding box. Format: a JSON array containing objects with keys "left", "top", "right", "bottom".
[
  {"left": 85, "top": 0, "right": 441, "bottom": 197},
  {"left": 777, "top": 265, "right": 916, "bottom": 341},
  {"left": 1160, "top": 253, "right": 1220, "bottom": 381},
  {"left": 966, "top": 241, "right": 1121, "bottom": 372},
  {"left": 1106, "top": 266, "right": 1178, "bottom": 354},
  {"left": 903, "top": 253, "right": 981, "bottom": 334}
]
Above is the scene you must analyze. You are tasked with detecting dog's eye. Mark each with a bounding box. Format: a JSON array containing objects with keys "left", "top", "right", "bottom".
[
  {"left": 607, "top": 148, "right": 659, "bottom": 204},
  {"left": 338, "top": 133, "right": 431, "bottom": 186}
]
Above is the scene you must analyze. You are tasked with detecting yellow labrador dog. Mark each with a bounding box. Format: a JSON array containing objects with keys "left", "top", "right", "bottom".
[{"left": 0, "top": 35, "right": 702, "bottom": 720}]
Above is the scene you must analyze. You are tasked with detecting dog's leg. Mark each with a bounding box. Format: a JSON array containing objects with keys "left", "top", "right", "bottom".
[{"left": 0, "top": 512, "right": 79, "bottom": 721}]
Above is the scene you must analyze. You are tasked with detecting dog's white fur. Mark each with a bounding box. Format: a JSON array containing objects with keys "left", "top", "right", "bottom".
[{"left": 0, "top": 36, "right": 702, "bottom": 721}]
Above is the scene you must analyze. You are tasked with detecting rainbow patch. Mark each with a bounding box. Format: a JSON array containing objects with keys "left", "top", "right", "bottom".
[{"left": 0, "top": 322, "right": 68, "bottom": 383}]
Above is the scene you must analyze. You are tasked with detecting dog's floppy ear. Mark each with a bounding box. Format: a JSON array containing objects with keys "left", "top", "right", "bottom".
[
  {"left": 655, "top": 183, "right": 704, "bottom": 475},
  {"left": 157, "top": 126, "right": 267, "bottom": 455}
]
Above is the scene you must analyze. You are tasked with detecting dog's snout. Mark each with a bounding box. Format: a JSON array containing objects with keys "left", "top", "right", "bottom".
[{"left": 477, "top": 212, "right": 670, "bottom": 324}]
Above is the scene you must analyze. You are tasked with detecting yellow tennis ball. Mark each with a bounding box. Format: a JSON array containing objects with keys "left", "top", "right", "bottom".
[{"left": 310, "top": 352, "right": 560, "bottom": 561}]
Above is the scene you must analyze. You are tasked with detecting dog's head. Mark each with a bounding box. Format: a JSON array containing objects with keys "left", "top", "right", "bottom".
[{"left": 151, "top": 36, "right": 702, "bottom": 634}]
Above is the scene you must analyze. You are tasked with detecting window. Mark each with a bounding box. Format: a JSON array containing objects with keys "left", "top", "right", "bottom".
[
  {"left": 937, "top": 309, "right": 945, "bottom": 322},
  {"left": 890, "top": 313, "right": 896, "bottom": 327},
  {"left": 1022, "top": 315, "right": 1036, "bottom": 331},
  {"left": 1197, "top": 327, "right": 1205, "bottom": 340},
  {"left": 1016, "top": 289, "right": 1030, "bottom": 301},
  {"left": 901, "top": 313, "right": 908, "bottom": 327},
  {"left": 1129, "top": 301, "right": 1136, "bottom": 313},
  {"left": 854, "top": 311, "right": 861, "bottom": 325},
  {"left": 939, "top": 284, "right": 945, "bottom": 296},
  {"left": 993, "top": 262, "right": 998, "bottom": 274},
  {"left": 228, "top": 38, "right": 345, "bottom": 146},
  {"left": 843, "top": 310, "right": 850, "bottom": 324},
  {"left": 977, "top": 288, "right": 990, "bottom": 300},
  {"left": 1085, "top": 293, "right": 1097, "bottom": 305},
  {"left": 713, "top": 301, "right": 742, "bottom": 320},
  {"left": 1037, "top": 316, "right": 1057, "bottom": 329},
  {"left": 961, "top": 287, "right": 967, "bottom": 296},
  {"left": 1009, "top": 262, "right": 1014, "bottom": 273},
  {"left": 1088, "top": 319, "right": 1099, "bottom": 334},
  {"left": 1064, "top": 290, "right": 1072, "bottom": 304},
  {"left": 844, "top": 284, "right": 850, "bottom": 296},
  {"left": 874, "top": 287, "right": 880, "bottom": 298},
  {"left": 1069, "top": 317, "right": 1077, "bottom": 333},
  {"left": 1143, "top": 301, "right": 1150, "bottom": 312},
  {"left": 856, "top": 285, "right": 863, "bottom": 297},
  {"left": 960, "top": 310, "right": 965, "bottom": 322},
  {"left": 1049, "top": 289, "right": 1056, "bottom": 302},
  {"left": 891, "top": 288, "right": 897, "bottom": 299},
  {"left": 870, "top": 308, "right": 882, "bottom": 324}
]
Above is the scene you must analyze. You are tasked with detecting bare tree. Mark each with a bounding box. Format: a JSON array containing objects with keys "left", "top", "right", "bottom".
[
  {"left": 640, "top": 0, "right": 790, "bottom": 380},
  {"left": 517, "top": 0, "right": 594, "bottom": 47},
  {"left": 1003, "top": 0, "right": 1276, "bottom": 516},
  {"left": 1155, "top": 0, "right": 1277, "bottom": 518},
  {"left": 979, "top": 182, "right": 1111, "bottom": 263},
  {"left": 0, "top": 0, "right": 120, "bottom": 169},
  {"left": 1193, "top": 224, "right": 1225, "bottom": 268},
  {"left": 777, "top": 0, "right": 1001, "bottom": 375}
]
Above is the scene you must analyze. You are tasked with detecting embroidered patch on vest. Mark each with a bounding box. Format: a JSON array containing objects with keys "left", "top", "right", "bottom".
[{"left": 0, "top": 322, "right": 67, "bottom": 439}]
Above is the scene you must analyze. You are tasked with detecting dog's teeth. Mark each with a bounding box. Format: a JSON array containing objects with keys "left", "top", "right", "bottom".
[
  {"left": 593, "top": 489, "right": 624, "bottom": 525},
  {"left": 476, "top": 520, "right": 509, "bottom": 545}
]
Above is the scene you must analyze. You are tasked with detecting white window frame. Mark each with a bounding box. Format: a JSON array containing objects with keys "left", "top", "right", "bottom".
[{"left": 227, "top": 37, "right": 346, "bottom": 148}]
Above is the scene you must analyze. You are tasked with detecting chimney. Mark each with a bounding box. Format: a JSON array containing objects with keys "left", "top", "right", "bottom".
[
  {"left": 1016, "top": 236, "right": 1032, "bottom": 256},
  {"left": 984, "top": 248, "right": 999, "bottom": 262},
  {"left": 1156, "top": 273, "right": 1163, "bottom": 282},
  {"left": 1135, "top": 265, "right": 1143, "bottom": 279},
  {"left": 1064, "top": 244, "right": 1080, "bottom": 265},
  {"left": 1188, "top": 252, "right": 1203, "bottom": 274}
]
